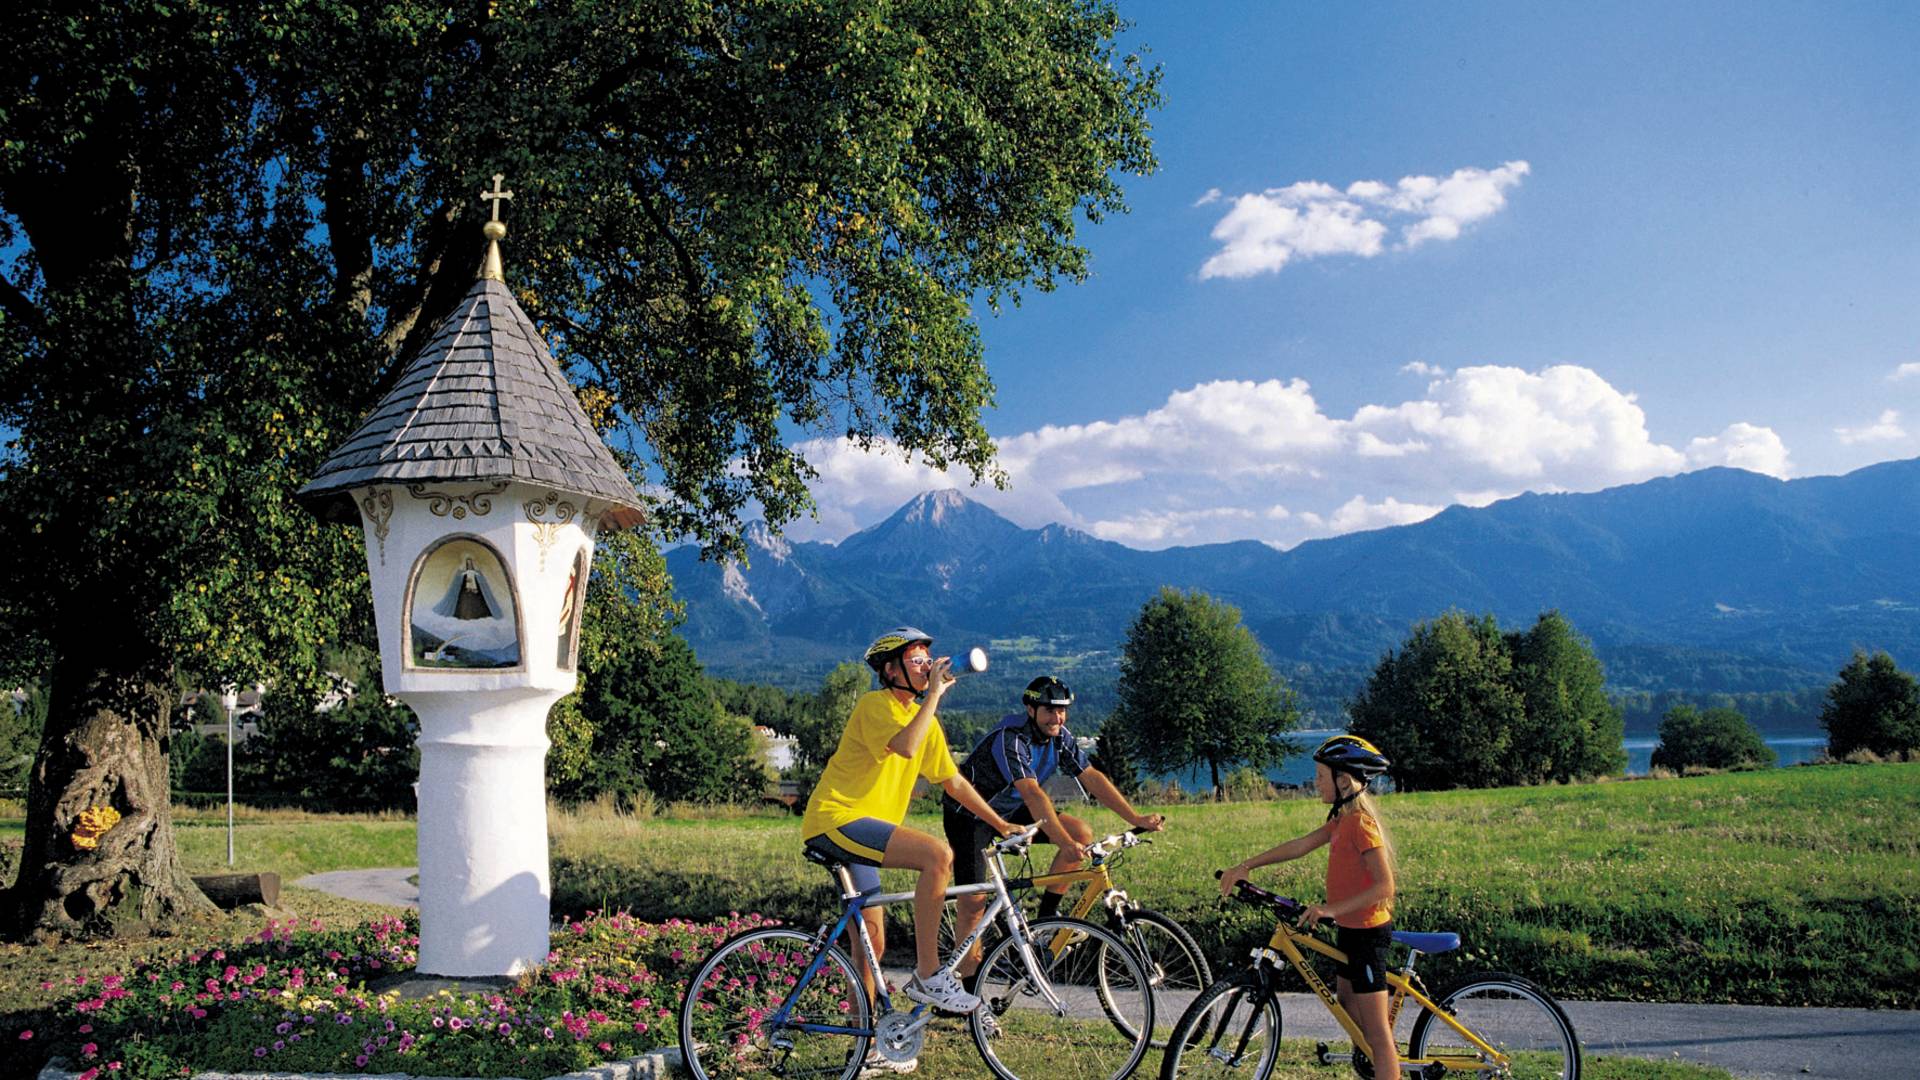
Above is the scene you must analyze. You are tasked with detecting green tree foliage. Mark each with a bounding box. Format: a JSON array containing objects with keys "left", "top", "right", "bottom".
[
  {"left": 709, "top": 678, "right": 809, "bottom": 735},
  {"left": 790, "top": 662, "right": 872, "bottom": 771},
  {"left": 1089, "top": 722, "right": 1142, "bottom": 798},
  {"left": 237, "top": 691, "right": 420, "bottom": 813},
  {"left": 1, "top": 684, "right": 47, "bottom": 793},
  {"left": 564, "top": 631, "right": 768, "bottom": 806},
  {"left": 1820, "top": 650, "right": 1920, "bottom": 758},
  {"left": 0, "top": 0, "right": 1156, "bottom": 936},
  {"left": 1505, "top": 611, "right": 1627, "bottom": 780},
  {"left": 1350, "top": 610, "right": 1633, "bottom": 790},
  {"left": 1650, "top": 704, "right": 1776, "bottom": 771},
  {"left": 1348, "top": 611, "right": 1524, "bottom": 792},
  {"left": 1112, "top": 588, "right": 1300, "bottom": 798}
]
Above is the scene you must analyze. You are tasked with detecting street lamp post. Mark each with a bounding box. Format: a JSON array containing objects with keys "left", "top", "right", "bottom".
[{"left": 222, "top": 686, "right": 238, "bottom": 866}]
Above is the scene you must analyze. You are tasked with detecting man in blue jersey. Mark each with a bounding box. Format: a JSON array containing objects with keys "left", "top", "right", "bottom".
[{"left": 941, "top": 675, "right": 1164, "bottom": 977}]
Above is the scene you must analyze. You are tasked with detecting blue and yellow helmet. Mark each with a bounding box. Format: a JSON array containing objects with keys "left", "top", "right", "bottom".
[{"left": 865, "top": 626, "right": 934, "bottom": 671}]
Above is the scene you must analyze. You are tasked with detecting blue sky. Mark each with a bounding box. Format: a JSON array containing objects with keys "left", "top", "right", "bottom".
[{"left": 786, "top": 1, "right": 1920, "bottom": 548}]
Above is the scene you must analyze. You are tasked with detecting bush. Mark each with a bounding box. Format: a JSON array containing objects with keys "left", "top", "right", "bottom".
[
  {"left": 1651, "top": 704, "right": 1776, "bottom": 771},
  {"left": 237, "top": 691, "right": 419, "bottom": 813}
]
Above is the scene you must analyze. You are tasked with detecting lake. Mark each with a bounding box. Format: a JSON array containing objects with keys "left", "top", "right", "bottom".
[{"left": 1151, "top": 728, "right": 1831, "bottom": 792}]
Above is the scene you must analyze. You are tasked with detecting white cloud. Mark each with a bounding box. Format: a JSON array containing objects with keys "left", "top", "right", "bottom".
[
  {"left": 1835, "top": 409, "right": 1907, "bottom": 445},
  {"left": 1890, "top": 363, "right": 1920, "bottom": 381},
  {"left": 1349, "top": 364, "right": 1686, "bottom": 483},
  {"left": 1199, "top": 161, "right": 1530, "bottom": 279},
  {"left": 1325, "top": 495, "right": 1443, "bottom": 533},
  {"left": 1401, "top": 361, "right": 1448, "bottom": 378},
  {"left": 1086, "top": 506, "right": 1262, "bottom": 546},
  {"left": 1685, "top": 422, "right": 1793, "bottom": 476},
  {"left": 772, "top": 364, "right": 1804, "bottom": 551}
]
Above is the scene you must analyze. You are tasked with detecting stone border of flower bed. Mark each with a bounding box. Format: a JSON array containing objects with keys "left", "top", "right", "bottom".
[{"left": 37, "top": 1046, "right": 684, "bottom": 1080}]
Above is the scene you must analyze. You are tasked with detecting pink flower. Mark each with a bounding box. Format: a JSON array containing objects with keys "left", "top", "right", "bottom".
[
  {"left": 78, "top": 1025, "right": 93, "bottom": 1034},
  {"left": 19, "top": 1031, "right": 32, "bottom": 1040},
  {"left": 82, "top": 1043, "right": 98, "bottom": 1058}
]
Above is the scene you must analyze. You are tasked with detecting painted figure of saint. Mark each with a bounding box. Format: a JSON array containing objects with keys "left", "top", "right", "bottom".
[{"left": 411, "top": 545, "right": 520, "bottom": 667}]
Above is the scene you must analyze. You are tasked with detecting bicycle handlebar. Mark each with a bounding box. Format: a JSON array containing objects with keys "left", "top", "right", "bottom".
[{"left": 1213, "top": 869, "right": 1315, "bottom": 921}]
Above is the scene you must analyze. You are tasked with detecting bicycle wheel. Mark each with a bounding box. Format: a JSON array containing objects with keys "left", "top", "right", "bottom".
[
  {"left": 679, "top": 927, "right": 871, "bottom": 1080},
  {"left": 971, "top": 916, "right": 1154, "bottom": 1080},
  {"left": 1407, "top": 972, "right": 1581, "bottom": 1080},
  {"left": 1158, "top": 972, "right": 1282, "bottom": 1080},
  {"left": 1099, "top": 906, "right": 1213, "bottom": 1048}
]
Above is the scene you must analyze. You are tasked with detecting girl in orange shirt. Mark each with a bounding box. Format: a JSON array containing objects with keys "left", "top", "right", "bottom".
[{"left": 1219, "top": 735, "right": 1398, "bottom": 1080}]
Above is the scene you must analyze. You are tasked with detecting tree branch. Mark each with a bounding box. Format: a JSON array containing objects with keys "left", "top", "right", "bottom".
[{"left": 0, "top": 273, "right": 46, "bottom": 339}]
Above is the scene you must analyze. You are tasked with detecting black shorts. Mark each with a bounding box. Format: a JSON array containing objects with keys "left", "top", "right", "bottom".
[
  {"left": 942, "top": 807, "right": 1034, "bottom": 886},
  {"left": 1335, "top": 923, "right": 1394, "bottom": 994}
]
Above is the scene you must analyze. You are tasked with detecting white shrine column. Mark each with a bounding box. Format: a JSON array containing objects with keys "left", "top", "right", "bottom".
[{"left": 407, "top": 687, "right": 563, "bottom": 976}]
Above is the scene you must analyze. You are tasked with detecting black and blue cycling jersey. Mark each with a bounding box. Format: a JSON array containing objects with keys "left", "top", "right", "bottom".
[{"left": 941, "top": 712, "right": 1092, "bottom": 823}]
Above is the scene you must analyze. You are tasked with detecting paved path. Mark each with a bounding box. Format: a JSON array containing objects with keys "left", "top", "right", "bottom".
[
  {"left": 294, "top": 869, "right": 1917, "bottom": 1079},
  {"left": 292, "top": 867, "right": 418, "bottom": 909}
]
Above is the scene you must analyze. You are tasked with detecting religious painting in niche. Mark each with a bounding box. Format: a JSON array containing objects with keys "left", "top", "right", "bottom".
[
  {"left": 556, "top": 547, "right": 588, "bottom": 670},
  {"left": 408, "top": 538, "right": 521, "bottom": 669}
]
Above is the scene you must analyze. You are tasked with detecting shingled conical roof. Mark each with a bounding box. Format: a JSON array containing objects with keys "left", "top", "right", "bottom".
[{"left": 298, "top": 277, "right": 644, "bottom": 529}]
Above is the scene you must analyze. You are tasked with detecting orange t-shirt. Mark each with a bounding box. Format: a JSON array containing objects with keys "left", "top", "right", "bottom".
[{"left": 1326, "top": 811, "right": 1392, "bottom": 928}]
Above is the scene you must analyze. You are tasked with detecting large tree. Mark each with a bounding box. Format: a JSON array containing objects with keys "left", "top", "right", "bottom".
[
  {"left": 1111, "top": 587, "right": 1300, "bottom": 798},
  {"left": 1820, "top": 650, "right": 1920, "bottom": 758},
  {"left": 1346, "top": 611, "right": 1525, "bottom": 792},
  {"left": 1505, "top": 610, "right": 1627, "bottom": 782},
  {"left": 0, "top": 0, "right": 1159, "bottom": 938}
]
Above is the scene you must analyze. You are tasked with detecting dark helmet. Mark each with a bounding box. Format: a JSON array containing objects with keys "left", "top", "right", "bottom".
[
  {"left": 1313, "top": 734, "right": 1391, "bottom": 779},
  {"left": 864, "top": 626, "right": 934, "bottom": 672},
  {"left": 1022, "top": 676, "right": 1074, "bottom": 708}
]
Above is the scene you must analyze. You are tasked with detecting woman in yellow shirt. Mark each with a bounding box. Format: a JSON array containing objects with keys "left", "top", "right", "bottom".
[{"left": 801, "top": 627, "right": 1017, "bottom": 1021}]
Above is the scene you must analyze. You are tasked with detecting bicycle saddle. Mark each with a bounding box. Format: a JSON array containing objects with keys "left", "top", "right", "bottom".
[
  {"left": 1391, "top": 931, "right": 1460, "bottom": 954},
  {"left": 802, "top": 845, "right": 845, "bottom": 868}
]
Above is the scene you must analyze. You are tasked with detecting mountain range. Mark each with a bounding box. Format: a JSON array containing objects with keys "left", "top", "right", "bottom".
[{"left": 665, "top": 457, "right": 1920, "bottom": 721}]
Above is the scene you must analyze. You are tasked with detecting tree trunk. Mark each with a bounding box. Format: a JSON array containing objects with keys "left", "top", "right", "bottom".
[
  {"left": 4, "top": 642, "right": 215, "bottom": 941},
  {"left": 1210, "top": 758, "right": 1223, "bottom": 801},
  {"left": 192, "top": 872, "right": 281, "bottom": 909}
]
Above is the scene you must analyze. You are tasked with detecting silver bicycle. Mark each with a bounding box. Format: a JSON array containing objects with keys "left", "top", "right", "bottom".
[{"left": 679, "top": 824, "right": 1157, "bottom": 1080}]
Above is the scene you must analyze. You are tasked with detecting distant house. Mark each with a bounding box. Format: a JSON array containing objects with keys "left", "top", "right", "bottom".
[
  {"left": 754, "top": 725, "right": 799, "bottom": 771},
  {"left": 180, "top": 684, "right": 266, "bottom": 741}
]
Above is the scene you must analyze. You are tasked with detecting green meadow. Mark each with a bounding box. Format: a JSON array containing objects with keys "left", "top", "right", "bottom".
[
  {"left": 546, "top": 764, "right": 1918, "bottom": 1008},
  {"left": 4, "top": 764, "right": 1914, "bottom": 1009}
]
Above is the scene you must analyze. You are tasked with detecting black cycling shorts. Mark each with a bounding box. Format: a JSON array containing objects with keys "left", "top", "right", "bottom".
[
  {"left": 1335, "top": 923, "right": 1395, "bottom": 994},
  {"left": 942, "top": 807, "right": 1034, "bottom": 886}
]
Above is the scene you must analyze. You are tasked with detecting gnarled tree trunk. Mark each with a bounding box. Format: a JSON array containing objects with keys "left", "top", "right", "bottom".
[{"left": 5, "top": 635, "right": 214, "bottom": 941}]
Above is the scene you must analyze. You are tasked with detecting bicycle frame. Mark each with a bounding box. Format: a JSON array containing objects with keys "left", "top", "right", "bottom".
[
  {"left": 1248, "top": 921, "right": 1508, "bottom": 1076},
  {"left": 768, "top": 830, "right": 1067, "bottom": 1045}
]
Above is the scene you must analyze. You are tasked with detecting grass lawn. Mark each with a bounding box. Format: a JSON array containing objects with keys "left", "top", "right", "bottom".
[{"left": 545, "top": 764, "right": 1919, "bottom": 1007}]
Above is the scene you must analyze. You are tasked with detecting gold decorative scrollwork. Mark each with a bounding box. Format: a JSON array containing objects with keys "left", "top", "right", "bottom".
[
  {"left": 524, "top": 490, "right": 578, "bottom": 571},
  {"left": 360, "top": 488, "right": 394, "bottom": 564},
  {"left": 406, "top": 480, "right": 510, "bottom": 520}
]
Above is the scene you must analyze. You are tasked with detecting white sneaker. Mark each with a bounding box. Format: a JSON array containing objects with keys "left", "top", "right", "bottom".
[
  {"left": 976, "top": 1007, "right": 1002, "bottom": 1039},
  {"left": 859, "top": 1052, "right": 919, "bottom": 1076},
  {"left": 902, "top": 969, "right": 981, "bottom": 1013}
]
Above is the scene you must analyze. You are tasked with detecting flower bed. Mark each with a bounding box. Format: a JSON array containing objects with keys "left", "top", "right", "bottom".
[{"left": 9, "top": 911, "right": 775, "bottom": 1079}]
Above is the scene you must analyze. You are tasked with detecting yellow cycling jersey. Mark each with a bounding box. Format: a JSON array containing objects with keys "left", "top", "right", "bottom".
[{"left": 801, "top": 689, "right": 958, "bottom": 845}]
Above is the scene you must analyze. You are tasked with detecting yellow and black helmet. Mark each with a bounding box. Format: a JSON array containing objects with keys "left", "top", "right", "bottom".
[
  {"left": 1313, "top": 734, "right": 1391, "bottom": 779},
  {"left": 864, "top": 626, "right": 934, "bottom": 672}
]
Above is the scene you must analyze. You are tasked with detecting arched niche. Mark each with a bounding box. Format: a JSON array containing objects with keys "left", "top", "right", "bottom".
[{"left": 404, "top": 535, "right": 525, "bottom": 670}]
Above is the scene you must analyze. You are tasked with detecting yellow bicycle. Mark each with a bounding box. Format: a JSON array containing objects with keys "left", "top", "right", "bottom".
[{"left": 1160, "top": 877, "right": 1580, "bottom": 1080}]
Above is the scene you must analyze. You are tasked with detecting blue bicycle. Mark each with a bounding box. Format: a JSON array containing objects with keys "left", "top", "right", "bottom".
[{"left": 677, "top": 825, "right": 1157, "bottom": 1080}]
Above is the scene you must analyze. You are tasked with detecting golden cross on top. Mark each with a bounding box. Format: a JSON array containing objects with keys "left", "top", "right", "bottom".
[{"left": 481, "top": 173, "right": 514, "bottom": 223}]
